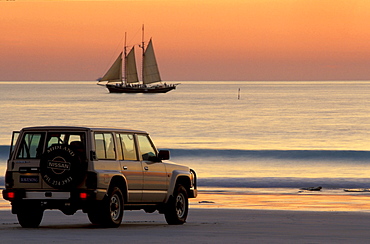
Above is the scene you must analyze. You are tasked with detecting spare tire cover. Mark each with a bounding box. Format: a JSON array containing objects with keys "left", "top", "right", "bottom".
[{"left": 40, "top": 145, "right": 85, "bottom": 189}]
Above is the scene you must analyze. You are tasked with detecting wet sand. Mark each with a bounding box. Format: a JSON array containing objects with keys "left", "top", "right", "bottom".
[{"left": 192, "top": 190, "right": 370, "bottom": 212}]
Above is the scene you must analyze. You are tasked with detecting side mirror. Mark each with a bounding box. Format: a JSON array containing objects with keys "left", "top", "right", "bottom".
[{"left": 158, "top": 150, "right": 170, "bottom": 160}]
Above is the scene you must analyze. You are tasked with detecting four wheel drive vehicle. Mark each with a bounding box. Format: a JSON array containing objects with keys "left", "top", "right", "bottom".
[{"left": 2, "top": 126, "right": 197, "bottom": 228}]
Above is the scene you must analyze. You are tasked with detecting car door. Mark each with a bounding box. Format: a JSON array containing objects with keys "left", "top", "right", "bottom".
[
  {"left": 136, "top": 134, "right": 168, "bottom": 202},
  {"left": 116, "top": 133, "right": 143, "bottom": 203},
  {"left": 13, "top": 131, "right": 45, "bottom": 189},
  {"left": 93, "top": 132, "right": 121, "bottom": 191}
]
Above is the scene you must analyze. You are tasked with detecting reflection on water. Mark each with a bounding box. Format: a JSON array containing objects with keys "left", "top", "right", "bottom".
[{"left": 1, "top": 81, "right": 370, "bottom": 150}]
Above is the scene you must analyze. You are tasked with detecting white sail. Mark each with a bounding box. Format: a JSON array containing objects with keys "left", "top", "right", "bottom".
[
  {"left": 143, "top": 39, "right": 161, "bottom": 84},
  {"left": 125, "top": 47, "right": 139, "bottom": 84},
  {"left": 100, "top": 52, "right": 122, "bottom": 83}
]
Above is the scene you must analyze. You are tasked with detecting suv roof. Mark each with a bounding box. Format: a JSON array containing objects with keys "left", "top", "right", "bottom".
[{"left": 20, "top": 126, "right": 148, "bottom": 134}]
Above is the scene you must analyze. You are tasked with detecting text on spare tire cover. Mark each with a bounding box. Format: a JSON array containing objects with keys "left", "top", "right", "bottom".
[
  {"left": 43, "top": 145, "right": 75, "bottom": 186},
  {"left": 48, "top": 157, "right": 71, "bottom": 173}
]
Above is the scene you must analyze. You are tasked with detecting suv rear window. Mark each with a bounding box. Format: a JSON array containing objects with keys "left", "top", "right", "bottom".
[
  {"left": 46, "top": 133, "right": 85, "bottom": 148},
  {"left": 16, "top": 132, "right": 86, "bottom": 159},
  {"left": 16, "top": 133, "right": 45, "bottom": 159}
]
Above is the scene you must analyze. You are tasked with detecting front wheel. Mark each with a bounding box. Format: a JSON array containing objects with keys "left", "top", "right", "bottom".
[{"left": 164, "top": 184, "right": 188, "bottom": 225}]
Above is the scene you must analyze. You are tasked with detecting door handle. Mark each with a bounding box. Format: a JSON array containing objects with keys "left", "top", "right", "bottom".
[
  {"left": 144, "top": 166, "right": 149, "bottom": 171},
  {"left": 123, "top": 166, "right": 128, "bottom": 170}
]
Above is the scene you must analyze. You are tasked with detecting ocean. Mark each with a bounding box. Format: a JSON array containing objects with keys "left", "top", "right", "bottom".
[{"left": 1, "top": 81, "right": 370, "bottom": 194}]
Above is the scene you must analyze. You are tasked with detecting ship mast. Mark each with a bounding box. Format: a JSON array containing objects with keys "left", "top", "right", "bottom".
[
  {"left": 123, "top": 32, "right": 127, "bottom": 85},
  {"left": 141, "top": 24, "right": 145, "bottom": 84}
]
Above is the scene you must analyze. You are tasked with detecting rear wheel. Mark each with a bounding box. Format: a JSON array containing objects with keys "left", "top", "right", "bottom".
[
  {"left": 90, "top": 187, "right": 124, "bottom": 228},
  {"left": 17, "top": 204, "right": 44, "bottom": 228},
  {"left": 164, "top": 184, "right": 188, "bottom": 225}
]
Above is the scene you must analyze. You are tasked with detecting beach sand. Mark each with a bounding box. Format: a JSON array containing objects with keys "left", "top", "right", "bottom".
[
  {"left": 1, "top": 208, "right": 370, "bottom": 243},
  {"left": 1, "top": 191, "right": 370, "bottom": 243}
]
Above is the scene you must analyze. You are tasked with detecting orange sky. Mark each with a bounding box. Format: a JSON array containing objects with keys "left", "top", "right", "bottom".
[{"left": 1, "top": 0, "right": 370, "bottom": 81}]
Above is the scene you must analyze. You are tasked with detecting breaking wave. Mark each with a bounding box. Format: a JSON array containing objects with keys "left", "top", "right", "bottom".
[
  {"left": 198, "top": 177, "right": 370, "bottom": 189},
  {"left": 169, "top": 149, "right": 370, "bottom": 162}
]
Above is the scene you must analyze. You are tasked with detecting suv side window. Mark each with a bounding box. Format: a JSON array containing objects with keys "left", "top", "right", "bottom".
[
  {"left": 137, "top": 134, "right": 157, "bottom": 161},
  {"left": 94, "top": 133, "right": 115, "bottom": 160},
  {"left": 16, "top": 133, "right": 45, "bottom": 159},
  {"left": 116, "top": 133, "right": 137, "bottom": 161}
]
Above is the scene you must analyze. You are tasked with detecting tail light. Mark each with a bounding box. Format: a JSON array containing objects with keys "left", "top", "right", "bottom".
[
  {"left": 2, "top": 189, "right": 24, "bottom": 200},
  {"left": 76, "top": 191, "right": 95, "bottom": 200},
  {"left": 79, "top": 192, "right": 88, "bottom": 199},
  {"left": 3, "top": 191, "right": 15, "bottom": 200}
]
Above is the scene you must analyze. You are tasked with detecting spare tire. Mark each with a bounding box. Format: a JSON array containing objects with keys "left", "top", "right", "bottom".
[{"left": 40, "top": 145, "right": 85, "bottom": 189}]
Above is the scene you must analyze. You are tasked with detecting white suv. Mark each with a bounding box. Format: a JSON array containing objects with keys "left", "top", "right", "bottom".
[{"left": 2, "top": 126, "right": 197, "bottom": 228}]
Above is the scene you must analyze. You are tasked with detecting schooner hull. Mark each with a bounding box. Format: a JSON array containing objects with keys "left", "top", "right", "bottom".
[{"left": 106, "top": 84, "right": 176, "bottom": 93}]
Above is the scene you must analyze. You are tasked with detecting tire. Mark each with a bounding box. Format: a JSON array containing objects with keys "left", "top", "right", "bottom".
[
  {"left": 99, "top": 187, "right": 124, "bottom": 228},
  {"left": 40, "top": 145, "right": 85, "bottom": 189},
  {"left": 164, "top": 184, "right": 188, "bottom": 225},
  {"left": 17, "top": 205, "right": 44, "bottom": 228}
]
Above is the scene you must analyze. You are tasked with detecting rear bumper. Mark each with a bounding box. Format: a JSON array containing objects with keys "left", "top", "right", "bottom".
[
  {"left": 2, "top": 189, "right": 99, "bottom": 213},
  {"left": 3, "top": 189, "right": 97, "bottom": 201}
]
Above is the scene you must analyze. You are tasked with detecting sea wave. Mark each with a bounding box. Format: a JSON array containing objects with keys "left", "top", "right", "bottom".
[
  {"left": 198, "top": 177, "right": 370, "bottom": 189},
  {"left": 168, "top": 149, "right": 370, "bottom": 161},
  {"left": 1, "top": 176, "right": 369, "bottom": 190},
  {"left": 2, "top": 145, "right": 370, "bottom": 161},
  {"left": 0, "top": 146, "right": 9, "bottom": 160},
  {"left": 2, "top": 147, "right": 370, "bottom": 190}
]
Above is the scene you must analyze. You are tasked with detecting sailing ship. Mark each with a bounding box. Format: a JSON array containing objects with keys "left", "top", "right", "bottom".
[{"left": 97, "top": 28, "right": 178, "bottom": 93}]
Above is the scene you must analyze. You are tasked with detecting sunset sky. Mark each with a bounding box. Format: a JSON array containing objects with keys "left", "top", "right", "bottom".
[{"left": 1, "top": 0, "right": 370, "bottom": 81}]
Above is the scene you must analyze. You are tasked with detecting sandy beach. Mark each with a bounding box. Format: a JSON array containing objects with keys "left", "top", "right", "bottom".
[
  {"left": 1, "top": 208, "right": 370, "bottom": 243},
  {"left": 1, "top": 191, "right": 370, "bottom": 243}
]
